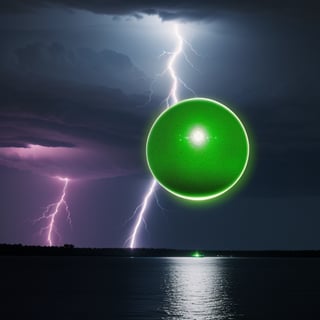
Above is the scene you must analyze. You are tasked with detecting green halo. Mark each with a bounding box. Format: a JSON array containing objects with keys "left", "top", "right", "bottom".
[{"left": 146, "top": 98, "right": 250, "bottom": 201}]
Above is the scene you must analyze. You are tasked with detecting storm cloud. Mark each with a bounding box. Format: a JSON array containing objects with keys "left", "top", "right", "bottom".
[
  {"left": 0, "top": 74, "right": 149, "bottom": 180},
  {"left": 0, "top": 0, "right": 317, "bottom": 20},
  {"left": 3, "top": 42, "right": 149, "bottom": 94}
]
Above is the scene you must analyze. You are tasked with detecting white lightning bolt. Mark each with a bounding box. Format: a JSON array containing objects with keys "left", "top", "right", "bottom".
[
  {"left": 129, "top": 24, "right": 191, "bottom": 249},
  {"left": 165, "top": 24, "right": 183, "bottom": 106}
]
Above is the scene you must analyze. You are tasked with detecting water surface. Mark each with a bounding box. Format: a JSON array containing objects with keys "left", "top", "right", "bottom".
[{"left": 1, "top": 256, "right": 320, "bottom": 319}]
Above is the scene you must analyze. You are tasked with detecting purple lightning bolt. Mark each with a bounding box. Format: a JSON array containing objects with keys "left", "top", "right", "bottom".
[{"left": 35, "top": 177, "right": 71, "bottom": 246}]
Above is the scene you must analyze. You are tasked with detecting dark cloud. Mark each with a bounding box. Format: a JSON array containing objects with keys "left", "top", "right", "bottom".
[
  {"left": 0, "top": 0, "right": 317, "bottom": 20},
  {"left": 0, "top": 36, "right": 160, "bottom": 181},
  {"left": 7, "top": 42, "right": 149, "bottom": 94},
  {"left": 243, "top": 97, "right": 320, "bottom": 196},
  {"left": 0, "top": 74, "right": 150, "bottom": 180}
]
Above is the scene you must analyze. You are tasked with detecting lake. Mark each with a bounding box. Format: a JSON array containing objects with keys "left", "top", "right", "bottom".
[{"left": 1, "top": 256, "right": 320, "bottom": 319}]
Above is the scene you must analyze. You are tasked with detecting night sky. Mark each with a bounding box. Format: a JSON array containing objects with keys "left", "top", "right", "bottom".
[{"left": 0, "top": 1, "right": 319, "bottom": 249}]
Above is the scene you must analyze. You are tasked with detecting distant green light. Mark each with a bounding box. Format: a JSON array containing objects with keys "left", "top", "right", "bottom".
[
  {"left": 192, "top": 251, "right": 204, "bottom": 258},
  {"left": 146, "top": 98, "right": 250, "bottom": 201}
]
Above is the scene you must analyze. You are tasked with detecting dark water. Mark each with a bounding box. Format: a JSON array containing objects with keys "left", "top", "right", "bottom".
[{"left": 1, "top": 257, "right": 320, "bottom": 319}]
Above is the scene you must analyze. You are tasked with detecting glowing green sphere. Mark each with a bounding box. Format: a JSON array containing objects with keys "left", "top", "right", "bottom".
[{"left": 146, "top": 98, "right": 249, "bottom": 201}]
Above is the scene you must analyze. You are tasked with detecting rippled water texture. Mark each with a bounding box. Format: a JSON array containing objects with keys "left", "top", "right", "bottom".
[{"left": 1, "top": 257, "right": 320, "bottom": 319}]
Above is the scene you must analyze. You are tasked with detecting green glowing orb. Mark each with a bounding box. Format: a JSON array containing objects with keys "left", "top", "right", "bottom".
[{"left": 146, "top": 98, "right": 250, "bottom": 201}]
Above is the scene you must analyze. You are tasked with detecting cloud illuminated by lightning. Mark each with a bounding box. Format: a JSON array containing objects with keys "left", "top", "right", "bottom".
[
  {"left": 129, "top": 23, "right": 194, "bottom": 248},
  {"left": 35, "top": 177, "right": 71, "bottom": 246}
]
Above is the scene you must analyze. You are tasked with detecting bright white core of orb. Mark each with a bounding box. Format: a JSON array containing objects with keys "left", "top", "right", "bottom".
[{"left": 189, "top": 127, "right": 207, "bottom": 146}]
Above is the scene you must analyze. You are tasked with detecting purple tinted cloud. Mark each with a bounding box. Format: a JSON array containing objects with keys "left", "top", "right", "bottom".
[{"left": 0, "top": 74, "right": 148, "bottom": 180}]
